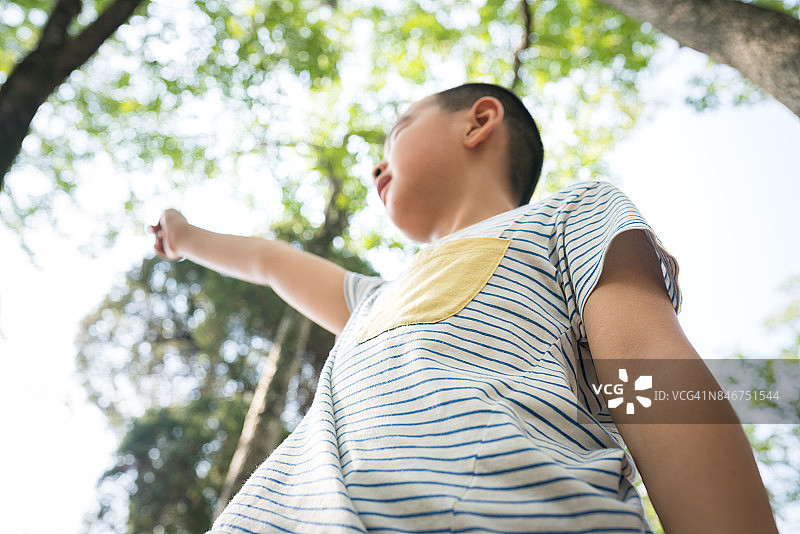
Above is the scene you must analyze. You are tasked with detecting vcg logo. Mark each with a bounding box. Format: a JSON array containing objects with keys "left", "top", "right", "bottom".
[{"left": 592, "top": 368, "right": 653, "bottom": 414}]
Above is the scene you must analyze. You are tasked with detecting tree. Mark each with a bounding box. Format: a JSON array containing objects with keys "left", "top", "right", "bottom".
[
  {"left": 596, "top": 0, "right": 800, "bottom": 118},
  {"left": 79, "top": 249, "right": 370, "bottom": 531},
  {"left": 77, "top": 257, "right": 275, "bottom": 532},
  {"left": 1, "top": 0, "right": 664, "bottom": 240},
  {"left": 1, "top": 0, "right": 797, "bottom": 258},
  {"left": 0, "top": 0, "right": 147, "bottom": 189},
  {"left": 91, "top": 396, "right": 250, "bottom": 534}
]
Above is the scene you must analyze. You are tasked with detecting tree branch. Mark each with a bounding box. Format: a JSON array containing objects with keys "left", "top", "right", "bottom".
[
  {"left": 596, "top": 0, "right": 800, "bottom": 118},
  {"left": 0, "top": 0, "right": 148, "bottom": 189},
  {"left": 511, "top": 0, "right": 533, "bottom": 93},
  {"left": 58, "top": 0, "right": 148, "bottom": 79},
  {"left": 38, "top": 0, "right": 82, "bottom": 49},
  {"left": 214, "top": 311, "right": 307, "bottom": 519}
]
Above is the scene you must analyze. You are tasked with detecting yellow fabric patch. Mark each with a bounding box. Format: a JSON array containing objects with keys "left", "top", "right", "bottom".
[{"left": 357, "top": 237, "right": 510, "bottom": 343}]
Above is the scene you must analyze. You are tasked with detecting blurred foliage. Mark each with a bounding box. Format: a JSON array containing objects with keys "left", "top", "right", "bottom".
[
  {"left": 78, "top": 257, "right": 286, "bottom": 429},
  {"left": 79, "top": 248, "right": 373, "bottom": 531},
  {"left": 748, "top": 0, "right": 800, "bottom": 17},
  {"left": 685, "top": 63, "right": 767, "bottom": 112},
  {"left": 736, "top": 277, "right": 800, "bottom": 526},
  {"left": 89, "top": 396, "right": 249, "bottom": 534},
  {"left": 0, "top": 0, "right": 665, "bottom": 248},
  {"left": 77, "top": 244, "right": 373, "bottom": 430},
  {"left": 2, "top": 1, "right": 797, "bottom": 246}
]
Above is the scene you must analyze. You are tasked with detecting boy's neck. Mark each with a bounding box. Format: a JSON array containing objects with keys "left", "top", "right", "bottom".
[{"left": 426, "top": 194, "right": 517, "bottom": 243}]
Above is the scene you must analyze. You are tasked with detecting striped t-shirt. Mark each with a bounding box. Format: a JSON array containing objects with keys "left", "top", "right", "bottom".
[{"left": 211, "top": 180, "right": 681, "bottom": 533}]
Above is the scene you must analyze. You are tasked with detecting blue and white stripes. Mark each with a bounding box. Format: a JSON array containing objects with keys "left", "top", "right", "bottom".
[{"left": 211, "top": 181, "right": 680, "bottom": 533}]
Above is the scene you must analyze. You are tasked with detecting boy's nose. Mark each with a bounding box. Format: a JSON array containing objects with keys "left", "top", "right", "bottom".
[{"left": 372, "top": 162, "right": 387, "bottom": 182}]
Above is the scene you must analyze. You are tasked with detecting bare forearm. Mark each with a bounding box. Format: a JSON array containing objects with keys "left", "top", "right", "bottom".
[
  {"left": 160, "top": 219, "right": 350, "bottom": 334},
  {"left": 176, "top": 224, "right": 279, "bottom": 286}
]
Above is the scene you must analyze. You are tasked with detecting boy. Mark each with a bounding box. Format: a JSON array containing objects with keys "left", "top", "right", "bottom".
[{"left": 152, "top": 83, "right": 777, "bottom": 533}]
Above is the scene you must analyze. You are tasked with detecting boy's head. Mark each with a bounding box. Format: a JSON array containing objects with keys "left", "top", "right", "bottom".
[
  {"left": 374, "top": 82, "right": 544, "bottom": 242},
  {"left": 435, "top": 83, "right": 544, "bottom": 207}
]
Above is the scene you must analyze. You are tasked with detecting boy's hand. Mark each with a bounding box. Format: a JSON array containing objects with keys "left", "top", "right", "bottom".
[{"left": 150, "top": 209, "right": 189, "bottom": 261}]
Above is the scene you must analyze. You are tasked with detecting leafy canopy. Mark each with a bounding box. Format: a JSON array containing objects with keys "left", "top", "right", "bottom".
[{"left": 1, "top": 0, "right": 662, "bottom": 251}]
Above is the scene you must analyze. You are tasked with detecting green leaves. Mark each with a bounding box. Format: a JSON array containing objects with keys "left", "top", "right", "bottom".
[
  {"left": 77, "top": 257, "right": 278, "bottom": 426},
  {"left": 96, "top": 396, "right": 249, "bottom": 534},
  {"left": 77, "top": 236, "right": 373, "bottom": 530},
  {"left": 3, "top": 0, "right": 786, "bottom": 252},
  {"left": 1, "top": 0, "right": 666, "bottom": 251},
  {"left": 750, "top": 0, "right": 800, "bottom": 17},
  {"left": 0, "top": 2, "right": 50, "bottom": 73}
]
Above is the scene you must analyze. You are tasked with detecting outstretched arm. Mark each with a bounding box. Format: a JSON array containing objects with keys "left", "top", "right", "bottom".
[
  {"left": 151, "top": 209, "right": 350, "bottom": 335},
  {"left": 583, "top": 229, "right": 777, "bottom": 534}
]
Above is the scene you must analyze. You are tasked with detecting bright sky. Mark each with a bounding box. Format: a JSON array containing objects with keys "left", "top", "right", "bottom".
[
  {"left": 1, "top": 51, "right": 799, "bottom": 534},
  {"left": 614, "top": 100, "right": 800, "bottom": 361}
]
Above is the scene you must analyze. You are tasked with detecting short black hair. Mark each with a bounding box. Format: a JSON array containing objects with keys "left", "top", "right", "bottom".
[{"left": 436, "top": 83, "right": 544, "bottom": 206}]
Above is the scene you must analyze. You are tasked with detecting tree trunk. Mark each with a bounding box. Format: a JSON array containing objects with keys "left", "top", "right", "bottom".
[
  {"left": 214, "top": 312, "right": 312, "bottom": 517},
  {"left": 596, "top": 0, "right": 800, "bottom": 118},
  {"left": 213, "top": 155, "right": 347, "bottom": 519},
  {"left": 0, "top": 0, "right": 147, "bottom": 189}
]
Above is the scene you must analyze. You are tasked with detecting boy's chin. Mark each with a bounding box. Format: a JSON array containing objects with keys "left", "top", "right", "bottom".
[
  {"left": 385, "top": 202, "right": 440, "bottom": 243},
  {"left": 389, "top": 215, "right": 434, "bottom": 244},
  {"left": 398, "top": 227, "right": 436, "bottom": 244}
]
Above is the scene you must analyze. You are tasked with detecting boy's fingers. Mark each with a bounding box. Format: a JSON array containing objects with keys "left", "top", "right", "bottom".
[{"left": 154, "top": 239, "right": 164, "bottom": 255}]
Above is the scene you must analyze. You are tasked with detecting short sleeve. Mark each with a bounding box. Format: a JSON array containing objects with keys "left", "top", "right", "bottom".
[
  {"left": 553, "top": 181, "right": 681, "bottom": 341},
  {"left": 343, "top": 272, "right": 386, "bottom": 313}
]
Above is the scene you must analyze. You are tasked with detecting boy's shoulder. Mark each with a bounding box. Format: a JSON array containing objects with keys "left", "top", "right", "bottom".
[
  {"left": 437, "top": 181, "right": 627, "bottom": 243},
  {"left": 511, "top": 180, "right": 624, "bottom": 225},
  {"left": 529, "top": 180, "right": 621, "bottom": 210}
]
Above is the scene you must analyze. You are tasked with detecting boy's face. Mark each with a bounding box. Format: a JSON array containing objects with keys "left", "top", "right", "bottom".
[{"left": 373, "top": 95, "right": 464, "bottom": 242}]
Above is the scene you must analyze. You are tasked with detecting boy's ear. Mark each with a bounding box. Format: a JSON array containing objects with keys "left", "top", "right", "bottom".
[{"left": 464, "top": 97, "right": 504, "bottom": 149}]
